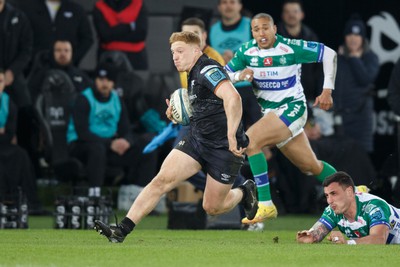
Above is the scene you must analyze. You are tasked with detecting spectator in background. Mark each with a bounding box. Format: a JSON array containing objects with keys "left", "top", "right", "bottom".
[
  {"left": 277, "top": 0, "right": 323, "bottom": 104},
  {"left": 0, "top": 0, "right": 32, "bottom": 109},
  {"left": 210, "top": 0, "right": 251, "bottom": 64},
  {"left": 277, "top": 0, "right": 335, "bottom": 137},
  {"left": 0, "top": 0, "right": 40, "bottom": 177},
  {"left": 180, "top": 17, "right": 225, "bottom": 88},
  {"left": 0, "top": 69, "right": 42, "bottom": 214},
  {"left": 388, "top": 58, "right": 400, "bottom": 116},
  {"left": 334, "top": 15, "right": 379, "bottom": 154},
  {"left": 66, "top": 64, "right": 157, "bottom": 197},
  {"left": 93, "top": 0, "right": 148, "bottom": 70},
  {"left": 210, "top": 0, "right": 261, "bottom": 129},
  {"left": 28, "top": 39, "right": 93, "bottom": 100},
  {"left": 21, "top": 0, "right": 93, "bottom": 66}
]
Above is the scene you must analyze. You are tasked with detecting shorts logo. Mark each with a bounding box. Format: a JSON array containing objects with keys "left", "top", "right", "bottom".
[
  {"left": 178, "top": 140, "right": 185, "bottom": 146},
  {"left": 263, "top": 57, "right": 273, "bottom": 66},
  {"left": 287, "top": 104, "right": 301, "bottom": 117},
  {"left": 221, "top": 173, "right": 231, "bottom": 182}
]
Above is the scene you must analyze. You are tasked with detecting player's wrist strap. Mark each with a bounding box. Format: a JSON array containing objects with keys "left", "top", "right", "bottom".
[{"left": 234, "top": 71, "right": 242, "bottom": 82}]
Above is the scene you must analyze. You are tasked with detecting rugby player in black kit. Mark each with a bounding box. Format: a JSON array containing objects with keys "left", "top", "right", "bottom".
[{"left": 94, "top": 31, "right": 258, "bottom": 243}]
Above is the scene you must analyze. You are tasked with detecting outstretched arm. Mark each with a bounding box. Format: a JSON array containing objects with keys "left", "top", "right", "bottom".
[
  {"left": 297, "top": 220, "right": 331, "bottom": 244},
  {"left": 314, "top": 46, "right": 337, "bottom": 110}
]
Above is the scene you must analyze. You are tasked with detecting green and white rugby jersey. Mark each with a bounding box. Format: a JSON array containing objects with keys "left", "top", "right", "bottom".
[
  {"left": 319, "top": 193, "right": 400, "bottom": 244},
  {"left": 225, "top": 34, "right": 325, "bottom": 111}
]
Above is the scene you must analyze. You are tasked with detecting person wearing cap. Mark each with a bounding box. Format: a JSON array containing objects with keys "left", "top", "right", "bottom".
[
  {"left": 333, "top": 15, "right": 379, "bottom": 154},
  {"left": 66, "top": 64, "right": 157, "bottom": 196}
]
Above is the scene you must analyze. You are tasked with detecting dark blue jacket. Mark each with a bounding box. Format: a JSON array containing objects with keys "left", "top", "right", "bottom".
[{"left": 334, "top": 49, "right": 379, "bottom": 152}]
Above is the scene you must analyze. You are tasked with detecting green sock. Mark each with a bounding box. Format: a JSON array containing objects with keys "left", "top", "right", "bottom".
[
  {"left": 316, "top": 161, "right": 337, "bottom": 182},
  {"left": 248, "top": 153, "right": 271, "bottom": 202}
]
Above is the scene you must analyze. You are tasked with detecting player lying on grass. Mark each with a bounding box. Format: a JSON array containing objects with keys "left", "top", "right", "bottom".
[
  {"left": 94, "top": 31, "right": 258, "bottom": 243},
  {"left": 297, "top": 171, "right": 400, "bottom": 244}
]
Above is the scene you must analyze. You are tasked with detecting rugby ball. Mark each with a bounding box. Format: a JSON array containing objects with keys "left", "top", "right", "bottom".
[{"left": 170, "top": 88, "right": 192, "bottom": 126}]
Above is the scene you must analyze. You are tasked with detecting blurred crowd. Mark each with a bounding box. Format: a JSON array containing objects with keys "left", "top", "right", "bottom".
[{"left": 1, "top": 0, "right": 399, "bottom": 215}]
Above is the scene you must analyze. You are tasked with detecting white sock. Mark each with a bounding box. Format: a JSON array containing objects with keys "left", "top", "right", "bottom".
[{"left": 259, "top": 200, "right": 273, "bottom": 206}]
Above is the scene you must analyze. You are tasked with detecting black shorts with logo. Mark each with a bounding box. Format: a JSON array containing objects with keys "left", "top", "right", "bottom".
[{"left": 174, "top": 133, "right": 244, "bottom": 184}]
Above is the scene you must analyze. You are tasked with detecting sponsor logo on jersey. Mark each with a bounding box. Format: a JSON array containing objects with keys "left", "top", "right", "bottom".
[
  {"left": 253, "top": 75, "right": 296, "bottom": 91},
  {"left": 250, "top": 57, "right": 258, "bottom": 66},
  {"left": 303, "top": 41, "right": 319, "bottom": 52},
  {"left": 354, "top": 230, "right": 361, "bottom": 238},
  {"left": 189, "top": 94, "right": 197, "bottom": 101},
  {"left": 279, "top": 45, "right": 288, "bottom": 53},
  {"left": 263, "top": 57, "right": 273, "bottom": 66},
  {"left": 260, "top": 71, "right": 266, "bottom": 78},
  {"left": 279, "top": 56, "right": 287, "bottom": 65},
  {"left": 364, "top": 203, "right": 377, "bottom": 213},
  {"left": 247, "top": 47, "right": 258, "bottom": 55},
  {"left": 370, "top": 207, "right": 384, "bottom": 220},
  {"left": 200, "top": 65, "right": 219, "bottom": 74},
  {"left": 205, "top": 68, "right": 225, "bottom": 86},
  {"left": 288, "top": 39, "right": 301, "bottom": 46}
]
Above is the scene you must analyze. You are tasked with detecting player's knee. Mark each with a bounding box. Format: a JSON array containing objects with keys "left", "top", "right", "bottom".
[
  {"left": 297, "top": 161, "right": 321, "bottom": 175},
  {"left": 202, "top": 201, "right": 222, "bottom": 216}
]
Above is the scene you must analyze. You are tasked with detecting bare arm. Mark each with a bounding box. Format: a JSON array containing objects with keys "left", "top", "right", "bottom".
[
  {"left": 312, "top": 224, "right": 389, "bottom": 245},
  {"left": 297, "top": 221, "right": 331, "bottom": 244},
  {"left": 215, "top": 80, "right": 245, "bottom": 157},
  {"left": 354, "top": 225, "right": 389, "bottom": 244}
]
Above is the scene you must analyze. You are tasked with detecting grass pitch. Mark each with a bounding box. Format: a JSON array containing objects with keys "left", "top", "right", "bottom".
[{"left": 1, "top": 215, "right": 398, "bottom": 267}]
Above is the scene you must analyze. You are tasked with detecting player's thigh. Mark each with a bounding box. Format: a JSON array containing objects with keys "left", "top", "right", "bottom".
[
  {"left": 279, "top": 132, "right": 321, "bottom": 173},
  {"left": 203, "top": 174, "right": 233, "bottom": 206},
  {"left": 155, "top": 149, "right": 202, "bottom": 190},
  {"left": 246, "top": 112, "right": 292, "bottom": 152}
]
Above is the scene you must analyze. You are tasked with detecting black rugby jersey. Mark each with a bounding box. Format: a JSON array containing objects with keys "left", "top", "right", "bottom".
[{"left": 187, "top": 54, "right": 248, "bottom": 149}]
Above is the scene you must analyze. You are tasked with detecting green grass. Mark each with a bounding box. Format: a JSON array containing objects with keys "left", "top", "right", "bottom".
[{"left": 1, "top": 215, "right": 398, "bottom": 267}]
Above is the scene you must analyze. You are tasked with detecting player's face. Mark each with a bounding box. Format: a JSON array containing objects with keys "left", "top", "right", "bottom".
[
  {"left": 171, "top": 41, "right": 198, "bottom": 72},
  {"left": 345, "top": 34, "right": 363, "bottom": 52},
  {"left": 218, "top": 0, "right": 242, "bottom": 20},
  {"left": 54, "top": 41, "right": 73, "bottom": 66},
  {"left": 95, "top": 77, "right": 114, "bottom": 97},
  {"left": 324, "top": 182, "right": 354, "bottom": 215},
  {"left": 251, "top": 17, "right": 277, "bottom": 49},
  {"left": 0, "top": 73, "right": 5, "bottom": 93},
  {"left": 282, "top": 3, "right": 304, "bottom": 27},
  {"left": 182, "top": 25, "right": 206, "bottom": 49}
]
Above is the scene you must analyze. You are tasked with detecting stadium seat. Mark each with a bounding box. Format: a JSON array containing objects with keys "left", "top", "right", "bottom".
[{"left": 34, "top": 69, "right": 84, "bottom": 182}]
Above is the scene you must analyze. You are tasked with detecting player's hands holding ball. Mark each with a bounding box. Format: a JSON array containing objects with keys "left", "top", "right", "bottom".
[{"left": 165, "top": 98, "right": 177, "bottom": 124}]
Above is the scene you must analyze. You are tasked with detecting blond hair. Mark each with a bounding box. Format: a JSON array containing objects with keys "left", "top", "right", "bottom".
[{"left": 169, "top": 31, "right": 201, "bottom": 46}]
